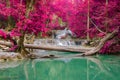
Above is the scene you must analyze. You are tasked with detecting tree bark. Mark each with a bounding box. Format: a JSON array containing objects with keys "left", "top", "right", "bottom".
[
  {"left": 76, "top": 30, "right": 118, "bottom": 56},
  {"left": 17, "top": 33, "right": 30, "bottom": 56},
  {"left": 87, "top": 0, "right": 90, "bottom": 41}
]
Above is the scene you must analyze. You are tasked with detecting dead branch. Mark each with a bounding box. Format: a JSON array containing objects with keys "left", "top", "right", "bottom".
[{"left": 76, "top": 30, "right": 118, "bottom": 56}]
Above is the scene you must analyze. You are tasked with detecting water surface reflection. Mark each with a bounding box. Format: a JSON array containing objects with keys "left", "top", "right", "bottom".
[{"left": 0, "top": 55, "right": 120, "bottom": 80}]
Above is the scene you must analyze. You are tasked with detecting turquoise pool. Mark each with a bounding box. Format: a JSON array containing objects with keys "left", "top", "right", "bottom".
[{"left": 0, "top": 53, "right": 120, "bottom": 80}]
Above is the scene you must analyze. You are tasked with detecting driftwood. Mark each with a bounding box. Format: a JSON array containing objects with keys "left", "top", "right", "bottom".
[
  {"left": 0, "top": 41, "right": 93, "bottom": 53},
  {"left": 75, "top": 30, "right": 118, "bottom": 56}
]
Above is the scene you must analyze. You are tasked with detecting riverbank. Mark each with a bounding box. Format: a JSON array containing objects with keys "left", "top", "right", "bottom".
[{"left": 0, "top": 50, "right": 23, "bottom": 62}]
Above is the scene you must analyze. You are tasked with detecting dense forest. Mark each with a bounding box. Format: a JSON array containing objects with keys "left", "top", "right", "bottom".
[{"left": 0, "top": 0, "right": 120, "bottom": 58}]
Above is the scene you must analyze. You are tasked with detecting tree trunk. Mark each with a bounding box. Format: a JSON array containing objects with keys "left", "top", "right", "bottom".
[
  {"left": 87, "top": 0, "right": 90, "bottom": 41},
  {"left": 17, "top": 0, "right": 34, "bottom": 56},
  {"left": 17, "top": 33, "right": 29, "bottom": 56},
  {"left": 76, "top": 30, "right": 118, "bottom": 56},
  {"left": 0, "top": 41, "right": 92, "bottom": 53}
]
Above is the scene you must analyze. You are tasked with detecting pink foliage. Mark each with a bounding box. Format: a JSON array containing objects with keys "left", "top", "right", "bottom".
[
  {"left": 0, "top": 29, "right": 7, "bottom": 39},
  {"left": 50, "top": 0, "right": 120, "bottom": 53},
  {"left": 100, "top": 39, "right": 120, "bottom": 54},
  {"left": 97, "top": 33, "right": 106, "bottom": 38},
  {"left": 0, "top": 0, "right": 120, "bottom": 53},
  {"left": 49, "top": 0, "right": 88, "bottom": 37},
  {"left": 0, "top": 0, "right": 52, "bottom": 37},
  {"left": 0, "top": 0, "right": 52, "bottom": 51}
]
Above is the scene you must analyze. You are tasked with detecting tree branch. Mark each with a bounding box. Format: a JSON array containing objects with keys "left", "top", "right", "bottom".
[{"left": 76, "top": 30, "right": 118, "bottom": 56}]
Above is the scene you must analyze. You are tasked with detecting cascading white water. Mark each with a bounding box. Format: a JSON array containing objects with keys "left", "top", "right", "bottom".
[
  {"left": 33, "top": 28, "right": 85, "bottom": 47},
  {"left": 33, "top": 28, "right": 85, "bottom": 55}
]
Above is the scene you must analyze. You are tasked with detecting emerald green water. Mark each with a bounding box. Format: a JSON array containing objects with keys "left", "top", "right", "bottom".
[{"left": 0, "top": 53, "right": 120, "bottom": 80}]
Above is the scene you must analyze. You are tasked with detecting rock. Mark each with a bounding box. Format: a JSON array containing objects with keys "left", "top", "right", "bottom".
[{"left": 0, "top": 51, "right": 23, "bottom": 61}]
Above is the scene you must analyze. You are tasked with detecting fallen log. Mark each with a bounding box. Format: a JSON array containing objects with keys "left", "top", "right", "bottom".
[
  {"left": 0, "top": 29, "right": 118, "bottom": 57},
  {"left": 0, "top": 41, "right": 93, "bottom": 53},
  {"left": 76, "top": 30, "right": 118, "bottom": 56}
]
